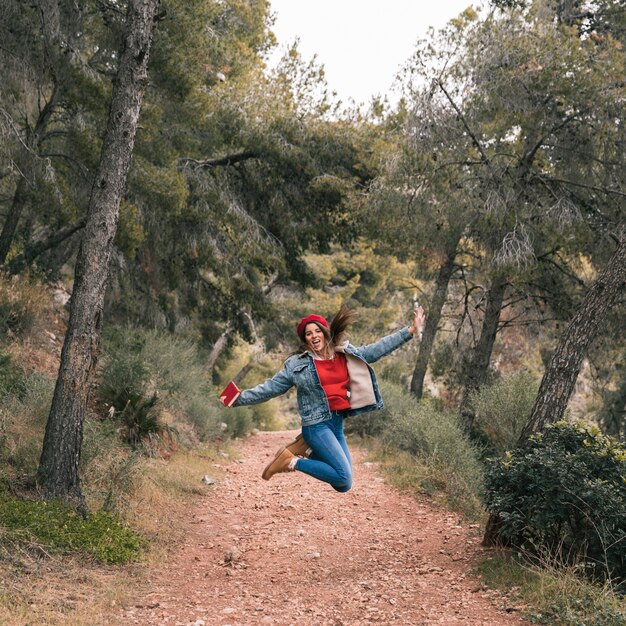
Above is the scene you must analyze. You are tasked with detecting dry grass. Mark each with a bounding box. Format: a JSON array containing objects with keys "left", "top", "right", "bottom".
[
  {"left": 476, "top": 552, "right": 626, "bottom": 625},
  {"left": 0, "top": 274, "right": 241, "bottom": 624},
  {"left": 0, "top": 442, "right": 233, "bottom": 626},
  {"left": 0, "top": 548, "right": 144, "bottom": 626}
]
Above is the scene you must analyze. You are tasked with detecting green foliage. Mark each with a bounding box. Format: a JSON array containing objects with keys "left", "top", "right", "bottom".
[
  {"left": 0, "top": 488, "right": 145, "bottom": 564},
  {"left": 99, "top": 326, "right": 225, "bottom": 444},
  {"left": 0, "top": 351, "right": 28, "bottom": 402},
  {"left": 222, "top": 406, "right": 254, "bottom": 439},
  {"left": 349, "top": 381, "right": 484, "bottom": 515},
  {"left": 485, "top": 422, "right": 626, "bottom": 589},
  {"left": 98, "top": 328, "right": 165, "bottom": 449},
  {"left": 80, "top": 418, "right": 141, "bottom": 514},
  {"left": 477, "top": 554, "right": 626, "bottom": 626},
  {"left": 470, "top": 372, "right": 539, "bottom": 455}
]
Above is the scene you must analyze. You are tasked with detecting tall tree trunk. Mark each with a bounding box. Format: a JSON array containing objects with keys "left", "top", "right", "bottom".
[
  {"left": 410, "top": 235, "right": 460, "bottom": 399},
  {"left": 37, "top": 0, "right": 160, "bottom": 507},
  {"left": 207, "top": 325, "right": 234, "bottom": 372},
  {"left": 484, "top": 235, "right": 626, "bottom": 547},
  {"left": 459, "top": 273, "right": 508, "bottom": 429},
  {"left": 517, "top": 235, "right": 626, "bottom": 445}
]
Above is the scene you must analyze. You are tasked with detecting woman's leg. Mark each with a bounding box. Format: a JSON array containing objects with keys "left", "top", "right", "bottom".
[
  {"left": 328, "top": 416, "right": 352, "bottom": 492},
  {"left": 297, "top": 417, "right": 352, "bottom": 491}
]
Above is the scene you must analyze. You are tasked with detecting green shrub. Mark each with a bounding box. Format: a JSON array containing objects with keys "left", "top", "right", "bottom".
[
  {"left": 0, "top": 487, "right": 145, "bottom": 564},
  {"left": 99, "top": 327, "right": 225, "bottom": 444},
  {"left": 184, "top": 394, "right": 223, "bottom": 440},
  {"left": 470, "top": 372, "right": 538, "bottom": 455},
  {"left": 381, "top": 383, "right": 485, "bottom": 507},
  {"left": 0, "top": 351, "right": 29, "bottom": 402},
  {"left": 224, "top": 406, "right": 254, "bottom": 438},
  {"left": 351, "top": 381, "right": 484, "bottom": 515},
  {"left": 485, "top": 421, "right": 626, "bottom": 590},
  {"left": 99, "top": 328, "right": 151, "bottom": 411}
]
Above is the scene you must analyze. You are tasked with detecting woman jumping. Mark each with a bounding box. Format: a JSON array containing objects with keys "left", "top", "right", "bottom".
[{"left": 223, "top": 305, "right": 425, "bottom": 492}]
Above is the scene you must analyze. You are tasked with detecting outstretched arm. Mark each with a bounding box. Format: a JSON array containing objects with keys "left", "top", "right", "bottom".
[
  {"left": 233, "top": 367, "right": 294, "bottom": 407},
  {"left": 355, "top": 306, "right": 425, "bottom": 363}
]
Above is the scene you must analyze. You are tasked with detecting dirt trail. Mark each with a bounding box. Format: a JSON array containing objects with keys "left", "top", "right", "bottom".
[{"left": 118, "top": 431, "right": 527, "bottom": 626}]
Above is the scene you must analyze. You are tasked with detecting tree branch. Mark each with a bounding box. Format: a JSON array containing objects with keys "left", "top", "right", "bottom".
[
  {"left": 179, "top": 151, "right": 260, "bottom": 170},
  {"left": 518, "top": 112, "right": 580, "bottom": 177},
  {"left": 539, "top": 176, "right": 626, "bottom": 198},
  {"left": 40, "top": 152, "right": 90, "bottom": 179},
  {"left": 6, "top": 216, "right": 87, "bottom": 274},
  {"left": 436, "top": 79, "right": 496, "bottom": 177}
]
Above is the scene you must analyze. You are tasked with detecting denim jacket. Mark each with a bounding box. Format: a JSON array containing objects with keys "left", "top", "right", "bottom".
[{"left": 234, "top": 327, "right": 413, "bottom": 426}]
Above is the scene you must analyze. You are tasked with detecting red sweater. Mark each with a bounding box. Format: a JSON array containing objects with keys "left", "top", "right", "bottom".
[{"left": 314, "top": 353, "right": 351, "bottom": 411}]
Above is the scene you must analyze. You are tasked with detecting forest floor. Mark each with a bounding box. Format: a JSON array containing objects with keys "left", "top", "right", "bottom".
[{"left": 114, "top": 430, "right": 529, "bottom": 626}]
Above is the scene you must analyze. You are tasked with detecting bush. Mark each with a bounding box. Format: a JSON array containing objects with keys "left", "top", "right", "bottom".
[
  {"left": 0, "top": 487, "right": 145, "bottom": 564},
  {"left": 99, "top": 326, "right": 225, "bottom": 446},
  {"left": 470, "top": 372, "right": 538, "bottom": 455},
  {"left": 99, "top": 328, "right": 168, "bottom": 450},
  {"left": 80, "top": 418, "right": 141, "bottom": 514},
  {"left": 485, "top": 421, "right": 626, "bottom": 590},
  {"left": 351, "top": 381, "right": 485, "bottom": 515}
]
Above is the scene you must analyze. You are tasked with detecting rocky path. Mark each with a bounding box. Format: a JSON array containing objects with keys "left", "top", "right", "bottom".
[{"left": 118, "top": 431, "right": 527, "bottom": 626}]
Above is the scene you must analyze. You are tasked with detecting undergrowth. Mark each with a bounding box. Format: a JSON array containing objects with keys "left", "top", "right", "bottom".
[
  {"left": 476, "top": 553, "right": 626, "bottom": 626},
  {"left": 352, "top": 380, "right": 485, "bottom": 518},
  {"left": 0, "top": 488, "right": 146, "bottom": 564}
]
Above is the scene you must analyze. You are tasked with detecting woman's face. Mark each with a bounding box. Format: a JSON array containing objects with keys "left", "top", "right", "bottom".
[{"left": 304, "top": 322, "right": 325, "bottom": 353}]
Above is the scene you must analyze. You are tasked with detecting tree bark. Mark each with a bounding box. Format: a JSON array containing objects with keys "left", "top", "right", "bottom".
[
  {"left": 459, "top": 273, "right": 508, "bottom": 429},
  {"left": 517, "top": 235, "right": 626, "bottom": 445},
  {"left": 206, "top": 324, "right": 234, "bottom": 372},
  {"left": 410, "top": 235, "right": 460, "bottom": 399},
  {"left": 484, "top": 235, "right": 626, "bottom": 547},
  {"left": 37, "top": 0, "right": 160, "bottom": 507}
]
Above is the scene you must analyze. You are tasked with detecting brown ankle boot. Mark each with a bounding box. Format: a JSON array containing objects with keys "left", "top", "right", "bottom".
[
  {"left": 285, "top": 433, "right": 311, "bottom": 458},
  {"left": 262, "top": 447, "right": 296, "bottom": 481}
]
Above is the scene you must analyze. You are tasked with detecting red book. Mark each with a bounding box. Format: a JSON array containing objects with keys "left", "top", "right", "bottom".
[{"left": 219, "top": 381, "right": 241, "bottom": 407}]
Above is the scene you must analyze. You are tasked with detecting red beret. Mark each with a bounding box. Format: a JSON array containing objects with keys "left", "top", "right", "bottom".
[{"left": 296, "top": 314, "right": 329, "bottom": 338}]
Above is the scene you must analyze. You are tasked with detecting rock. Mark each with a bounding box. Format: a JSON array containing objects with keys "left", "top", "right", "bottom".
[
  {"left": 201, "top": 475, "right": 215, "bottom": 485},
  {"left": 193, "top": 620, "right": 205, "bottom": 626},
  {"left": 53, "top": 288, "right": 71, "bottom": 307},
  {"left": 224, "top": 547, "right": 241, "bottom": 564}
]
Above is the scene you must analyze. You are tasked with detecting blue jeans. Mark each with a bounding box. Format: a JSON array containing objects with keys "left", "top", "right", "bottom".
[{"left": 296, "top": 412, "right": 353, "bottom": 492}]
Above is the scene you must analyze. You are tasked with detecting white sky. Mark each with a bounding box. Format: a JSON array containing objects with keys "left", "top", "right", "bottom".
[{"left": 267, "top": 1, "right": 482, "bottom": 106}]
